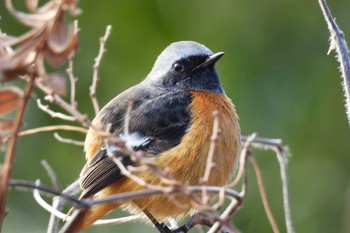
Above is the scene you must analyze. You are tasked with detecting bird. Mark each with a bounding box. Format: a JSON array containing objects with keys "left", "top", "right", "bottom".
[{"left": 61, "top": 41, "right": 241, "bottom": 233}]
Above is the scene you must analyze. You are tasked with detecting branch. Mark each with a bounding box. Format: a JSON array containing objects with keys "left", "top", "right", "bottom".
[
  {"left": 242, "top": 135, "right": 294, "bottom": 233},
  {"left": 201, "top": 111, "right": 220, "bottom": 205},
  {"left": 249, "top": 156, "right": 280, "bottom": 233},
  {"left": 53, "top": 133, "right": 84, "bottom": 146},
  {"left": 90, "top": 25, "right": 112, "bottom": 115},
  {"left": 319, "top": 0, "right": 350, "bottom": 125},
  {"left": 37, "top": 99, "right": 76, "bottom": 121},
  {"left": 274, "top": 145, "right": 294, "bottom": 233},
  {"left": 35, "top": 80, "right": 91, "bottom": 127},
  {"left": 47, "top": 180, "right": 81, "bottom": 233},
  {"left": 9, "top": 179, "right": 242, "bottom": 209},
  {"left": 66, "top": 21, "right": 80, "bottom": 108},
  {"left": 18, "top": 125, "right": 88, "bottom": 137},
  {"left": 9, "top": 179, "right": 83, "bottom": 207},
  {"left": 0, "top": 78, "right": 35, "bottom": 228}
]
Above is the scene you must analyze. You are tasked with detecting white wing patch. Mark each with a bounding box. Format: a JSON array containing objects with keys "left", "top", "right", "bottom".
[{"left": 119, "top": 132, "right": 150, "bottom": 150}]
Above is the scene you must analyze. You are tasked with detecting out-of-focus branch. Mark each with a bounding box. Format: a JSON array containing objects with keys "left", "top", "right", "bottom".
[
  {"left": 18, "top": 125, "right": 88, "bottom": 137},
  {"left": 0, "top": 78, "right": 35, "bottom": 228},
  {"left": 275, "top": 145, "right": 294, "bottom": 233},
  {"left": 249, "top": 156, "right": 280, "bottom": 233},
  {"left": 37, "top": 99, "right": 76, "bottom": 121},
  {"left": 319, "top": 0, "right": 350, "bottom": 125},
  {"left": 53, "top": 133, "right": 84, "bottom": 146}
]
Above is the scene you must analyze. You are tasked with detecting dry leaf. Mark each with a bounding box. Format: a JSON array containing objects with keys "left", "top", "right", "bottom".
[
  {"left": 42, "top": 72, "right": 67, "bottom": 96},
  {"left": 0, "top": 117, "right": 15, "bottom": 135},
  {"left": 0, "top": 0, "right": 80, "bottom": 81},
  {"left": 0, "top": 87, "right": 23, "bottom": 114}
]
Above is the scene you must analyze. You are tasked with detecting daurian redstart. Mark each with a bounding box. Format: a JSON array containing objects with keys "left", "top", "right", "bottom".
[{"left": 61, "top": 41, "right": 240, "bottom": 233}]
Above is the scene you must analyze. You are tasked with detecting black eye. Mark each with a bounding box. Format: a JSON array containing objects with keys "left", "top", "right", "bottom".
[{"left": 172, "top": 62, "right": 185, "bottom": 73}]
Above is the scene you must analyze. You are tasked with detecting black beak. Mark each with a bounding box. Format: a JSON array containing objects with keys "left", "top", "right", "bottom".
[{"left": 192, "top": 52, "right": 224, "bottom": 72}]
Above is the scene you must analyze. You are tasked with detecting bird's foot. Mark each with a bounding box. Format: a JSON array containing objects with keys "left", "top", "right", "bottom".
[{"left": 155, "top": 213, "right": 212, "bottom": 233}]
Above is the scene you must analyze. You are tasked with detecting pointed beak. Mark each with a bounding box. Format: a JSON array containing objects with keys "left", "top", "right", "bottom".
[{"left": 191, "top": 52, "right": 224, "bottom": 72}]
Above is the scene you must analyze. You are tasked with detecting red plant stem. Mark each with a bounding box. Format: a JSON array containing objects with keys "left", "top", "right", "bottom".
[{"left": 0, "top": 78, "right": 34, "bottom": 231}]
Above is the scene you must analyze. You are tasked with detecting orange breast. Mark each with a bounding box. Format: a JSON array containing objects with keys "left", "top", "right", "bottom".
[
  {"left": 103, "top": 91, "right": 240, "bottom": 219},
  {"left": 87, "top": 91, "right": 240, "bottom": 221}
]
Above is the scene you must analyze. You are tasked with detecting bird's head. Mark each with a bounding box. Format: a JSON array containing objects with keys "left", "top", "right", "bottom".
[{"left": 145, "top": 41, "right": 225, "bottom": 93}]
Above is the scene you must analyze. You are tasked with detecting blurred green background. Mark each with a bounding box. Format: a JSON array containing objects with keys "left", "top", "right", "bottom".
[{"left": 1, "top": 0, "right": 350, "bottom": 232}]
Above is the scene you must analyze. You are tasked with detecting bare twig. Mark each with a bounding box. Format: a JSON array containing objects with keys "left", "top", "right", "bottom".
[
  {"left": 319, "top": 0, "right": 350, "bottom": 125},
  {"left": 41, "top": 160, "right": 61, "bottom": 191},
  {"left": 33, "top": 187, "right": 140, "bottom": 226},
  {"left": 54, "top": 132, "right": 84, "bottom": 146},
  {"left": 241, "top": 135, "right": 294, "bottom": 233},
  {"left": 67, "top": 20, "right": 80, "bottom": 108},
  {"left": 228, "top": 133, "right": 257, "bottom": 188},
  {"left": 47, "top": 180, "right": 81, "bottom": 233},
  {"left": 10, "top": 178, "right": 242, "bottom": 208},
  {"left": 201, "top": 111, "right": 220, "bottom": 205},
  {"left": 208, "top": 148, "right": 248, "bottom": 233},
  {"left": 35, "top": 80, "right": 91, "bottom": 127},
  {"left": 0, "top": 78, "right": 35, "bottom": 229},
  {"left": 37, "top": 99, "right": 76, "bottom": 121},
  {"left": 19, "top": 125, "right": 88, "bottom": 136},
  {"left": 66, "top": 58, "right": 78, "bottom": 108},
  {"left": 249, "top": 156, "right": 280, "bottom": 233},
  {"left": 274, "top": 146, "right": 294, "bottom": 233},
  {"left": 90, "top": 25, "right": 112, "bottom": 115},
  {"left": 9, "top": 179, "right": 82, "bottom": 206}
]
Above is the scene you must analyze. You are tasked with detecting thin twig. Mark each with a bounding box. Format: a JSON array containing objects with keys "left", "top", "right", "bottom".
[
  {"left": 0, "top": 78, "right": 35, "bottom": 229},
  {"left": 274, "top": 146, "right": 295, "bottom": 233},
  {"left": 37, "top": 99, "right": 76, "bottom": 121},
  {"left": 41, "top": 160, "right": 61, "bottom": 191},
  {"left": 19, "top": 125, "right": 88, "bottom": 136},
  {"left": 318, "top": 0, "right": 350, "bottom": 125},
  {"left": 35, "top": 79, "right": 91, "bottom": 127},
  {"left": 90, "top": 25, "right": 112, "bottom": 115},
  {"left": 47, "top": 180, "right": 81, "bottom": 233},
  {"left": 66, "top": 57, "right": 78, "bottom": 108},
  {"left": 201, "top": 111, "right": 220, "bottom": 205},
  {"left": 242, "top": 136, "right": 295, "bottom": 233},
  {"left": 54, "top": 132, "right": 84, "bottom": 146},
  {"left": 33, "top": 187, "right": 140, "bottom": 226},
  {"left": 9, "top": 179, "right": 242, "bottom": 209},
  {"left": 208, "top": 149, "right": 249, "bottom": 233},
  {"left": 228, "top": 133, "right": 257, "bottom": 188},
  {"left": 249, "top": 156, "right": 280, "bottom": 233},
  {"left": 9, "top": 179, "right": 83, "bottom": 207}
]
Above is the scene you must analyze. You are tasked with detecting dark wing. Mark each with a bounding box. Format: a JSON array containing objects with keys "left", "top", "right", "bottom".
[
  {"left": 79, "top": 89, "right": 192, "bottom": 198},
  {"left": 79, "top": 148, "right": 133, "bottom": 199}
]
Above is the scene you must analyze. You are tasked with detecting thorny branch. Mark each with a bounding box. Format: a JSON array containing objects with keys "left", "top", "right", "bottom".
[{"left": 318, "top": 0, "right": 350, "bottom": 125}]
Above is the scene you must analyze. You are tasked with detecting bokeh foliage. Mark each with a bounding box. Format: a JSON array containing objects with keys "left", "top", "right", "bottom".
[{"left": 1, "top": 0, "right": 350, "bottom": 232}]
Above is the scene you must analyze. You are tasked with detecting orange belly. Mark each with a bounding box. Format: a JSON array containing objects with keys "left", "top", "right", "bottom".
[{"left": 92, "top": 91, "right": 240, "bottom": 220}]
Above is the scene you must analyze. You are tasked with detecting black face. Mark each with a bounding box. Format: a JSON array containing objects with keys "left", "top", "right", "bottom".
[{"left": 159, "top": 55, "right": 224, "bottom": 93}]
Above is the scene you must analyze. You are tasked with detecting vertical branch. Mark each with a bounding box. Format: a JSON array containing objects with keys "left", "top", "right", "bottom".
[
  {"left": 90, "top": 25, "right": 112, "bottom": 115},
  {"left": 201, "top": 111, "right": 220, "bottom": 204},
  {"left": 249, "top": 156, "right": 280, "bottom": 233},
  {"left": 0, "top": 77, "right": 35, "bottom": 229},
  {"left": 318, "top": 0, "right": 350, "bottom": 125},
  {"left": 67, "top": 20, "right": 80, "bottom": 108},
  {"left": 275, "top": 147, "right": 295, "bottom": 233},
  {"left": 67, "top": 58, "right": 78, "bottom": 108}
]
